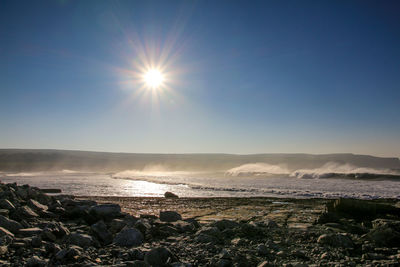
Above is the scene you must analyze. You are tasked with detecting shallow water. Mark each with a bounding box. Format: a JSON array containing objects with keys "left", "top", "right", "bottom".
[{"left": 1, "top": 170, "right": 399, "bottom": 199}]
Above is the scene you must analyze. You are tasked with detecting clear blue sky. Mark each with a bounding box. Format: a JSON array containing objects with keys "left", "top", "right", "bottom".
[{"left": 1, "top": 0, "right": 399, "bottom": 157}]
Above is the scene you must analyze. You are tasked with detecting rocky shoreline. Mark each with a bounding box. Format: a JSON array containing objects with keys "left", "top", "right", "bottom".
[{"left": 0, "top": 182, "right": 399, "bottom": 266}]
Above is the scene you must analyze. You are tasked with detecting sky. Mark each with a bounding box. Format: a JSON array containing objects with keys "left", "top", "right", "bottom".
[{"left": 0, "top": 0, "right": 399, "bottom": 157}]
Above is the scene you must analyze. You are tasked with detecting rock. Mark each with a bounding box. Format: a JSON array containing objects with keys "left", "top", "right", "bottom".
[
  {"left": 89, "top": 204, "right": 122, "bottom": 219},
  {"left": 128, "top": 248, "right": 145, "bottom": 261},
  {"left": 0, "top": 245, "right": 7, "bottom": 255},
  {"left": 114, "top": 228, "right": 144, "bottom": 247},
  {"left": 216, "top": 259, "right": 231, "bottom": 267},
  {"left": 219, "top": 249, "right": 231, "bottom": 259},
  {"left": 212, "top": 219, "right": 239, "bottom": 231},
  {"left": 55, "top": 245, "right": 82, "bottom": 260},
  {"left": 0, "top": 215, "right": 22, "bottom": 233},
  {"left": 317, "top": 233, "right": 354, "bottom": 248},
  {"left": 164, "top": 192, "right": 179, "bottom": 198},
  {"left": 366, "top": 220, "right": 400, "bottom": 247},
  {"left": 195, "top": 233, "right": 218, "bottom": 244},
  {"left": 27, "top": 199, "right": 48, "bottom": 212},
  {"left": 128, "top": 260, "right": 150, "bottom": 267},
  {"left": 327, "top": 198, "right": 400, "bottom": 220},
  {"left": 159, "top": 225, "right": 178, "bottom": 236},
  {"left": 0, "top": 199, "right": 15, "bottom": 210},
  {"left": 196, "top": 226, "right": 221, "bottom": 237},
  {"left": 257, "top": 244, "right": 269, "bottom": 256},
  {"left": 16, "top": 187, "right": 28, "bottom": 199},
  {"left": 144, "top": 247, "right": 175, "bottom": 266},
  {"left": 0, "top": 210, "right": 9, "bottom": 216},
  {"left": 91, "top": 220, "right": 113, "bottom": 245},
  {"left": 40, "top": 188, "right": 62, "bottom": 193},
  {"left": 19, "top": 227, "right": 43, "bottom": 237},
  {"left": 45, "top": 242, "right": 61, "bottom": 255},
  {"left": 159, "top": 211, "right": 182, "bottom": 222},
  {"left": 11, "top": 206, "right": 39, "bottom": 220},
  {"left": 264, "top": 219, "right": 278, "bottom": 228},
  {"left": 44, "top": 222, "right": 70, "bottom": 238},
  {"left": 173, "top": 221, "right": 195, "bottom": 233},
  {"left": 134, "top": 219, "right": 152, "bottom": 235},
  {"left": 0, "top": 227, "right": 14, "bottom": 238},
  {"left": 25, "top": 255, "right": 47, "bottom": 267},
  {"left": 31, "top": 236, "right": 42, "bottom": 248},
  {"left": 237, "top": 222, "right": 263, "bottom": 237},
  {"left": 110, "top": 218, "right": 127, "bottom": 234},
  {"left": 67, "top": 232, "right": 95, "bottom": 248},
  {"left": 258, "top": 261, "right": 274, "bottom": 267},
  {"left": 231, "top": 237, "right": 246, "bottom": 246}
]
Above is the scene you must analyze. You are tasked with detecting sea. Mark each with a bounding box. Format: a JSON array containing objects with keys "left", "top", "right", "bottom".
[{"left": 1, "top": 162, "right": 400, "bottom": 199}]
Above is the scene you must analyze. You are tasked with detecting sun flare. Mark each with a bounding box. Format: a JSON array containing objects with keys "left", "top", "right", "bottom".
[{"left": 143, "top": 69, "right": 164, "bottom": 89}]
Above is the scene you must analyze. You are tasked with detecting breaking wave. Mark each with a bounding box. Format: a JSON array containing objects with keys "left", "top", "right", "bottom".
[
  {"left": 225, "top": 163, "right": 289, "bottom": 176},
  {"left": 225, "top": 162, "right": 400, "bottom": 180}
]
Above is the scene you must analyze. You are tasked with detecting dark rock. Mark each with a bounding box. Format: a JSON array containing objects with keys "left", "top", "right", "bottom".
[
  {"left": 0, "top": 209, "right": 9, "bottom": 216},
  {"left": 212, "top": 219, "right": 239, "bottom": 231},
  {"left": 55, "top": 245, "right": 82, "bottom": 260},
  {"left": 317, "top": 233, "right": 354, "bottom": 248},
  {"left": 164, "top": 192, "right": 179, "bottom": 198},
  {"left": 40, "top": 188, "right": 62, "bottom": 193},
  {"left": 19, "top": 227, "right": 43, "bottom": 237},
  {"left": 173, "top": 221, "right": 195, "bottom": 233},
  {"left": 0, "top": 215, "right": 23, "bottom": 233},
  {"left": 257, "top": 261, "right": 274, "bottom": 267},
  {"left": 27, "top": 199, "right": 48, "bottom": 212},
  {"left": 159, "top": 211, "right": 182, "bottom": 222},
  {"left": 196, "top": 226, "right": 221, "bottom": 237},
  {"left": 0, "top": 199, "right": 15, "bottom": 210},
  {"left": 127, "top": 260, "right": 150, "bottom": 267},
  {"left": 31, "top": 236, "right": 42, "bottom": 248},
  {"left": 128, "top": 248, "right": 145, "bottom": 261},
  {"left": 219, "top": 249, "right": 231, "bottom": 259},
  {"left": 144, "top": 247, "right": 175, "bottom": 266},
  {"left": 25, "top": 255, "right": 47, "bottom": 267},
  {"left": 45, "top": 222, "right": 70, "bottom": 238},
  {"left": 91, "top": 220, "right": 113, "bottom": 245},
  {"left": 216, "top": 259, "right": 231, "bottom": 267},
  {"left": 134, "top": 219, "right": 152, "bottom": 235},
  {"left": 110, "top": 218, "right": 127, "bottom": 234},
  {"left": 257, "top": 244, "right": 269, "bottom": 256},
  {"left": 44, "top": 242, "right": 61, "bottom": 255},
  {"left": 195, "top": 233, "right": 219, "bottom": 244},
  {"left": 366, "top": 219, "right": 400, "bottom": 247},
  {"left": 327, "top": 198, "right": 400, "bottom": 220},
  {"left": 11, "top": 206, "right": 39, "bottom": 220},
  {"left": 66, "top": 232, "right": 95, "bottom": 248},
  {"left": 89, "top": 203, "right": 122, "bottom": 219},
  {"left": 239, "top": 222, "right": 264, "bottom": 237},
  {"left": 114, "top": 228, "right": 144, "bottom": 247},
  {"left": 0, "top": 227, "right": 14, "bottom": 238}
]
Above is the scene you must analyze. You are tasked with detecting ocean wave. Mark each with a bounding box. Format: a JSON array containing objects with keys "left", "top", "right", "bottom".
[
  {"left": 290, "top": 162, "right": 400, "bottom": 179},
  {"left": 225, "top": 163, "right": 289, "bottom": 176},
  {"left": 224, "top": 162, "right": 400, "bottom": 180}
]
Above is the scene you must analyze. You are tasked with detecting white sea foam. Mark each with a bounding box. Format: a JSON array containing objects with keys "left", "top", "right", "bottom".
[
  {"left": 225, "top": 163, "right": 289, "bottom": 176},
  {"left": 224, "top": 162, "right": 400, "bottom": 179}
]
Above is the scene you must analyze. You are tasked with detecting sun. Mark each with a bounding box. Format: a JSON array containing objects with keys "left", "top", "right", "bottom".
[{"left": 143, "top": 69, "right": 164, "bottom": 89}]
